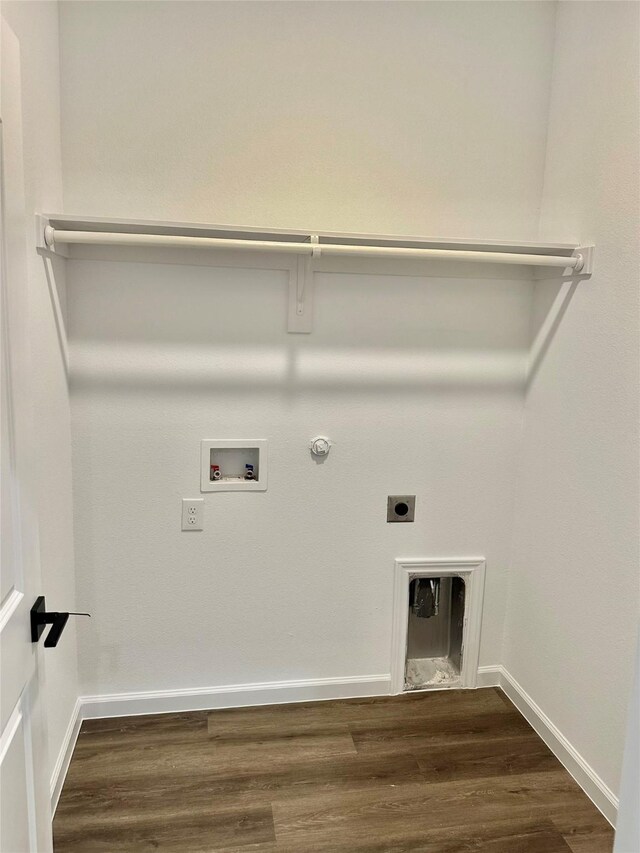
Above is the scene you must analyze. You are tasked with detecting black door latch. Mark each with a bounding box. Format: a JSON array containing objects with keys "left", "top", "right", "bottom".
[{"left": 30, "top": 596, "right": 91, "bottom": 648}]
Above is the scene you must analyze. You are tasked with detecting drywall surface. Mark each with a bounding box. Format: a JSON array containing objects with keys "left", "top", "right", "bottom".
[
  {"left": 67, "top": 258, "right": 531, "bottom": 694},
  {"left": 505, "top": 0, "right": 640, "bottom": 799},
  {"left": 614, "top": 632, "right": 640, "bottom": 851},
  {"left": 0, "top": 0, "right": 78, "bottom": 791},
  {"left": 58, "top": 0, "right": 556, "bottom": 239}
]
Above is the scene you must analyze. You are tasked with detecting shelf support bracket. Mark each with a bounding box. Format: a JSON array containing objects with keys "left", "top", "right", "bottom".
[{"left": 288, "top": 235, "right": 318, "bottom": 333}]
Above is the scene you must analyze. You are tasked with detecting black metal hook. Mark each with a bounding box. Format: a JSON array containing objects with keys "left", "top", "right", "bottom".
[{"left": 30, "top": 596, "right": 91, "bottom": 648}]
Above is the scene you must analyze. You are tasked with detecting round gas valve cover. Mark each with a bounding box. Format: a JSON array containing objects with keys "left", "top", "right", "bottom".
[{"left": 310, "top": 436, "right": 331, "bottom": 456}]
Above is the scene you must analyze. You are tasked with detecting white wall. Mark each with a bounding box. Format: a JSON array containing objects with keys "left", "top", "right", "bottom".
[
  {"left": 56, "top": 0, "right": 561, "bottom": 698},
  {"left": 59, "top": 0, "right": 555, "bottom": 239},
  {"left": 1, "top": 0, "right": 79, "bottom": 794},
  {"left": 505, "top": 0, "right": 640, "bottom": 801},
  {"left": 615, "top": 632, "right": 640, "bottom": 851},
  {"left": 67, "top": 258, "right": 530, "bottom": 695}
]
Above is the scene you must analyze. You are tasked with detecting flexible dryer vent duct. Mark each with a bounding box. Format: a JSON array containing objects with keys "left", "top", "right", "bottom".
[{"left": 410, "top": 578, "right": 440, "bottom": 618}]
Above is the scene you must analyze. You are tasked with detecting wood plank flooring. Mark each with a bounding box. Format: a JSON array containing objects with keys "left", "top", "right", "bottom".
[{"left": 53, "top": 688, "right": 614, "bottom": 852}]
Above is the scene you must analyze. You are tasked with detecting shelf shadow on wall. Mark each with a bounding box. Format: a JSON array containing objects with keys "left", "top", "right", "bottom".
[
  {"left": 68, "top": 343, "right": 528, "bottom": 398},
  {"left": 60, "top": 259, "right": 535, "bottom": 398},
  {"left": 45, "top": 253, "right": 582, "bottom": 398}
]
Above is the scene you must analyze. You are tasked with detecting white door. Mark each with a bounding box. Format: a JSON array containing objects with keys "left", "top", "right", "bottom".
[{"left": 0, "top": 18, "right": 53, "bottom": 853}]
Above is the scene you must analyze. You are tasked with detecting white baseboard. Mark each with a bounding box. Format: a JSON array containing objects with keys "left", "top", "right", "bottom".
[
  {"left": 476, "top": 664, "right": 502, "bottom": 687},
  {"left": 50, "top": 697, "right": 82, "bottom": 814},
  {"left": 496, "top": 665, "right": 618, "bottom": 827},
  {"left": 51, "top": 666, "right": 618, "bottom": 831},
  {"left": 79, "top": 673, "right": 392, "bottom": 720}
]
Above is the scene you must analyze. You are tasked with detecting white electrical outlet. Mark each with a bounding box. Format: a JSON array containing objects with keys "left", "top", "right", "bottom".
[{"left": 181, "top": 498, "right": 204, "bottom": 531}]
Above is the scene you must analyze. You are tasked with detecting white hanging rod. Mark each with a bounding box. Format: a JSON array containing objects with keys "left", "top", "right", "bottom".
[{"left": 42, "top": 226, "right": 588, "bottom": 272}]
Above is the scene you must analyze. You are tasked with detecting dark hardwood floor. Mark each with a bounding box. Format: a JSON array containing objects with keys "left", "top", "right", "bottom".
[{"left": 53, "top": 688, "right": 614, "bottom": 852}]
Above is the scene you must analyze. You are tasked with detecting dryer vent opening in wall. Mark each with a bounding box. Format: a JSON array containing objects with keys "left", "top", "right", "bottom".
[
  {"left": 406, "top": 576, "right": 465, "bottom": 690},
  {"left": 391, "top": 559, "right": 485, "bottom": 694}
]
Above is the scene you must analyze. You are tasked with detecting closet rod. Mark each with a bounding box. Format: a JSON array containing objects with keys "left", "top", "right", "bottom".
[{"left": 43, "top": 227, "right": 586, "bottom": 272}]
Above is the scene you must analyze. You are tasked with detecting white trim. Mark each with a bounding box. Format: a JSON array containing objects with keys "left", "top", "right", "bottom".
[
  {"left": 497, "top": 666, "right": 618, "bottom": 826},
  {"left": 391, "top": 558, "right": 486, "bottom": 695},
  {"left": 49, "top": 698, "right": 82, "bottom": 815},
  {"left": 476, "top": 665, "right": 502, "bottom": 688},
  {"left": 79, "top": 674, "right": 391, "bottom": 721},
  {"left": 0, "top": 587, "right": 23, "bottom": 631},
  {"left": 0, "top": 703, "right": 23, "bottom": 766}
]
